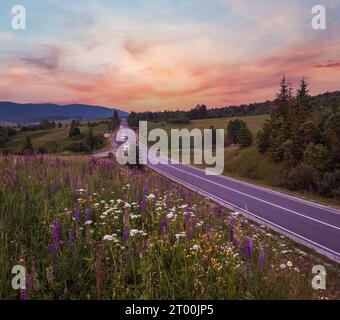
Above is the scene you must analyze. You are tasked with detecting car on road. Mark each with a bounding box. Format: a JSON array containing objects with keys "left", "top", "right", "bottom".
[{"left": 124, "top": 145, "right": 129, "bottom": 157}]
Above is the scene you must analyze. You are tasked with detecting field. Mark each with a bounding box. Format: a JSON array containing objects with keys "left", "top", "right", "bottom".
[
  {"left": 0, "top": 155, "right": 339, "bottom": 300},
  {"left": 0, "top": 122, "right": 109, "bottom": 154},
  {"left": 147, "top": 115, "right": 269, "bottom": 139}
]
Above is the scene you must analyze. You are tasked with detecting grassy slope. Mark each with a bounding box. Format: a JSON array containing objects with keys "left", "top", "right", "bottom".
[{"left": 1, "top": 122, "right": 109, "bottom": 154}]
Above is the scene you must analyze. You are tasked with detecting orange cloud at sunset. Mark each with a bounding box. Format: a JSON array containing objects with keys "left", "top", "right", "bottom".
[{"left": 0, "top": 0, "right": 339, "bottom": 111}]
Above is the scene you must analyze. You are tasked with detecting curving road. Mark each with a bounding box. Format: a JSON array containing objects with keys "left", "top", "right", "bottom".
[{"left": 95, "top": 122, "right": 340, "bottom": 263}]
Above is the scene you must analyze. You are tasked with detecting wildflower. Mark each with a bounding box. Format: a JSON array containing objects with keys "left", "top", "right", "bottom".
[
  {"left": 51, "top": 181, "right": 55, "bottom": 194},
  {"left": 190, "top": 244, "right": 200, "bottom": 251},
  {"left": 49, "top": 219, "right": 61, "bottom": 255},
  {"left": 280, "top": 263, "right": 287, "bottom": 269},
  {"left": 73, "top": 176, "right": 78, "bottom": 189},
  {"left": 244, "top": 236, "right": 253, "bottom": 259},
  {"left": 85, "top": 208, "right": 91, "bottom": 222},
  {"left": 123, "top": 229, "right": 129, "bottom": 243},
  {"left": 84, "top": 220, "right": 93, "bottom": 225},
  {"left": 65, "top": 173, "right": 70, "bottom": 186},
  {"left": 73, "top": 208, "right": 81, "bottom": 223},
  {"left": 130, "top": 229, "right": 140, "bottom": 237},
  {"left": 147, "top": 193, "right": 155, "bottom": 200},
  {"left": 165, "top": 194, "right": 170, "bottom": 208},
  {"left": 175, "top": 232, "right": 186, "bottom": 239},
  {"left": 160, "top": 219, "right": 167, "bottom": 235},
  {"left": 103, "top": 235, "right": 114, "bottom": 241},
  {"left": 287, "top": 261, "right": 293, "bottom": 267},
  {"left": 20, "top": 289, "right": 27, "bottom": 300},
  {"left": 258, "top": 248, "right": 265, "bottom": 269},
  {"left": 144, "top": 178, "right": 149, "bottom": 194},
  {"left": 166, "top": 213, "right": 174, "bottom": 219}
]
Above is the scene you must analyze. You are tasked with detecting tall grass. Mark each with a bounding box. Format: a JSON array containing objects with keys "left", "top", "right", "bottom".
[{"left": 0, "top": 155, "right": 338, "bottom": 299}]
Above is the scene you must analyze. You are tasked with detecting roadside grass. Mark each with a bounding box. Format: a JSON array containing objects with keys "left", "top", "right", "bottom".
[{"left": 0, "top": 155, "right": 339, "bottom": 300}]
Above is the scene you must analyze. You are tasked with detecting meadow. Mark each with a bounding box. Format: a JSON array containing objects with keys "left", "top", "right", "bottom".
[
  {"left": 147, "top": 115, "right": 269, "bottom": 140},
  {"left": 0, "top": 154, "right": 339, "bottom": 300},
  {"left": 0, "top": 122, "right": 109, "bottom": 154}
]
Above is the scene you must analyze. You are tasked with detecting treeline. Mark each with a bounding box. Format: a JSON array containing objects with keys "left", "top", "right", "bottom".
[
  {"left": 257, "top": 77, "right": 340, "bottom": 199},
  {"left": 127, "top": 91, "right": 340, "bottom": 127},
  {"left": 127, "top": 103, "right": 271, "bottom": 127},
  {"left": 20, "top": 120, "right": 63, "bottom": 131}
]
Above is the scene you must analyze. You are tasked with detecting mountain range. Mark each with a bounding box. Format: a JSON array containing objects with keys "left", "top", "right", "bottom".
[{"left": 0, "top": 102, "right": 129, "bottom": 125}]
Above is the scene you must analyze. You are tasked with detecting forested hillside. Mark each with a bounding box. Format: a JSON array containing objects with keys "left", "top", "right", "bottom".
[
  {"left": 257, "top": 77, "right": 340, "bottom": 200},
  {"left": 128, "top": 90, "right": 340, "bottom": 126}
]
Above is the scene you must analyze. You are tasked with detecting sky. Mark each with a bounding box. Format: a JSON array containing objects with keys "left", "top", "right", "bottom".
[{"left": 0, "top": 0, "right": 339, "bottom": 112}]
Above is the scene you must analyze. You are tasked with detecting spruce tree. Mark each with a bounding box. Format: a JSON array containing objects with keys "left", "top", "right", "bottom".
[
  {"left": 22, "top": 136, "right": 33, "bottom": 153},
  {"left": 86, "top": 129, "right": 95, "bottom": 150},
  {"left": 237, "top": 122, "right": 253, "bottom": 148}
]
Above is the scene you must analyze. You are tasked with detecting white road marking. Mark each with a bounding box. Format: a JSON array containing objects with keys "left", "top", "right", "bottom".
[
  {"left": 149, "top": 163, "right": 340, "bottom": 261},
  {"left": 147, "top": 154, "right": 340, "bottom": 231}
]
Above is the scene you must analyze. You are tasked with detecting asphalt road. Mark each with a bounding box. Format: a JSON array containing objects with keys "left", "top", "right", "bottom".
[{"left": 95, "top": 123, "right": 340, "bottom": 263}]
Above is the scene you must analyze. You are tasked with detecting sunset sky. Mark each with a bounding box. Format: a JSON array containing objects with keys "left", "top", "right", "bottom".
[{"left": 0, "top": 0, "right": 339, "bottom": 112}]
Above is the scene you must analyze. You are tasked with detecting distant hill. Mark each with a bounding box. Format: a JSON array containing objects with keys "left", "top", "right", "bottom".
[{"left": 0, "top": 102, "right": 129, "bottom": 125}]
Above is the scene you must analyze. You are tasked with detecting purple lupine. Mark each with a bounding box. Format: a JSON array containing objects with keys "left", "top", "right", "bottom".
[
  {"left": 144, "top": 178, "right": 149, "bottom": 194},
  {"left": 160, "top": 219, "right": 167, "bottom": 235},
  {"left": 65, "top": 173, "right": 70, "bottom": 186},
  {"left": 229, "top": 216, "right": 235, "bottom": 243},
  {"left": 165, "top": 194, "right": 170, "bottom": 208},
  {"left": 205, "top": 224, "right": 212, "bottom": 233},
  {"left": 51, "top": 180, "right": 55, "bottom": 194},
  {"left": 244, "top": 236, "right": 253, "bottom": 259},
  {"left": 215, "top": 207, "right": 222, "bottom": 218},
  {"left": 85, "top": 208, "right": 91, "bottom": 222},
  {"left": 49, "top": 219, "right": 62, "bottom": 254},
  {"left": 27, "top": 273, "right": 33, "bottom": 292},
  {"left": 140, "top": 196, "right": 146, "bottom": 214},
  {"left": 57, "top": 177, "right": 61, "bottom": 191},
  {"left": 74, "top": 208, "right": 81, "bottom": 223},
  {"left": 73, "top": 176, "right": 78, "bottom": 189},
  {"left": 186, "top": 229, "right": 194, "bottom": 241},
  {"left": 90, "top": 158, "right": 97, "bottom": 171},
  {"left": 258, "top": 248, "right": 265, "bottom": 269},
  {"left": 20, "top": 289, "right": 27, "bottom": 300},
  {"left": 185, "top": 206, "right": 191, "bottom": 225},
  {"left": 123, "top": 229, "right": 129, "bottom": 243}
]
